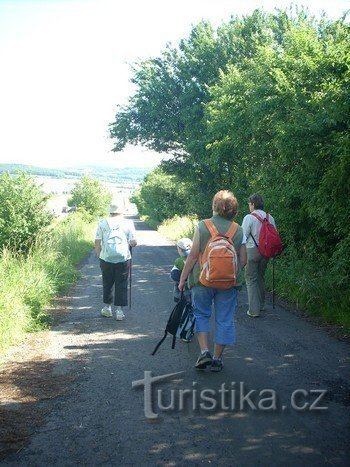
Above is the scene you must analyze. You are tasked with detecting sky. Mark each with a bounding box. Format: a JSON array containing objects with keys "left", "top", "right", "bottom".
[{"left": 0, "top": 0, "right": 348, "bottom": 169}]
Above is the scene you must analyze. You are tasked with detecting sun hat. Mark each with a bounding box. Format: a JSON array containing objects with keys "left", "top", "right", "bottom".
[
  {"left": 109, "top": 202, "right": 123, "bottom": 214},
  {"left": 176, "top": 237, "right": 193, "bottom": 255}
]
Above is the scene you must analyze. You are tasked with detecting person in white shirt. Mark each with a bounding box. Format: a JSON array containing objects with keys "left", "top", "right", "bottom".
[
  {"left": 242, "top": 194, "right": 276, "bottom": 317},
  {"left": 95, "top": 202, "right": 137, "bottom": 320}
]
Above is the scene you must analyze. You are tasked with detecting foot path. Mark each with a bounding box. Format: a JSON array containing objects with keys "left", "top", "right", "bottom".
[{"left": 1, "top": 217, "right": 349, "bottom": 466}]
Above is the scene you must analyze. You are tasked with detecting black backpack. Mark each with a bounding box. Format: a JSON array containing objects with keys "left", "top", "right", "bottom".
[{"left": 151, "top": 295, "right": 195, "bottom": 355}]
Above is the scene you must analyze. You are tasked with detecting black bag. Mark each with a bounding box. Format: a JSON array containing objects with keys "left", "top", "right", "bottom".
[{"left": 151, "top": 294, "right": 195, "bottom": 355}]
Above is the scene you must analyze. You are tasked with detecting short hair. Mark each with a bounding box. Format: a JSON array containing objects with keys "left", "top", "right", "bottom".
[
  {"left": 249, "top": 193, "right": 264, "bottom": 210},
  {"left": 212, "top": 190, "right": 238, "bottom": 220}
]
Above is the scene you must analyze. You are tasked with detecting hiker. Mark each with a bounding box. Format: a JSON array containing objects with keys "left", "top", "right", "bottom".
[
  {"left": 95, "top": 202, "right": 137, "bottom": 320},
  {"left": 170, "top": 237, "right": 192, "bottom": 303},
  {"left": 241, "top": 193, "right": 277, "bottom": 318},
  {"left": 178, "top": 190, "right": 247, "bottom": 372}
]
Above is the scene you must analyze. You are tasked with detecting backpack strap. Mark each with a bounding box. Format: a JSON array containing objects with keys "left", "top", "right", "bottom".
[
  {"left": 225, "top": 222, "right": 238, "bottom": 240},
  {"left": 203, "top": 219, "right": 219, "bottom": 238},
  {"left": 250, "top": 212, "right": 264, "bottom": 223},
  {"left": 203, "top": 219, "right": 238, "bottom": 240},
  {"left": 151, "top": 331, "right": 168, "bottom": 355}
]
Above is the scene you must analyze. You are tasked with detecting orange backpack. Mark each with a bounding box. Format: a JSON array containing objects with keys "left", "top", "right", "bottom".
[{"left": 199, "top": 219, "right": 239, "bottom": 289}]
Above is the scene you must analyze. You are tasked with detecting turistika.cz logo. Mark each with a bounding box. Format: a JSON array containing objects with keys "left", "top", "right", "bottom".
[{"left": 132, "top": 371, "right": 328, "bottom": 419}]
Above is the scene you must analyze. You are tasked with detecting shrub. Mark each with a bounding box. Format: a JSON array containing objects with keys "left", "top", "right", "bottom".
[
  {"left": 68, "top": 175, "right": 112, "bottom": 219},
  {"left": 0, "top": 172, "right": 52, "bottom": 253},
  {"left": 132, "top": 168, "right": 191, "bottom": 226}
]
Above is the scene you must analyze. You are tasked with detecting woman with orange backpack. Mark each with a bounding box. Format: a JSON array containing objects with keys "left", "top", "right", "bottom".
[{"left": 178, "top": 190, "right": 247, "bottom": 372}]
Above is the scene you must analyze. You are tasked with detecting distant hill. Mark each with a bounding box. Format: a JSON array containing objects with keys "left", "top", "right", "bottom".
[{"left": 0, "top": 164, "right": 152, "bottom": 183}]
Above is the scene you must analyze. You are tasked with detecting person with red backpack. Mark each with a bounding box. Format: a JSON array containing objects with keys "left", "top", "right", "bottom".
[
  {"left": 242, "top": 193, "right": 282, "bottom": 318},
  {"left": 178, "top": 190, "right": 247, "bottom": 372}
]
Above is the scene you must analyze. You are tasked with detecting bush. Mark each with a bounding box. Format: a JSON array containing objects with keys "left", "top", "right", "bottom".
[
  {"left": 68, "top": 175, "right": 112, "bottom": 219},
  {"left": 132, "top": 168, "right": 191, "bottom": 226},
  {"left": 0, "top": 172, "right": 52, "bottom": 253}
]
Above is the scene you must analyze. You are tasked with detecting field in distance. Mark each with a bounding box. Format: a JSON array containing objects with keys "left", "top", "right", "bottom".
[{"left": 0, "top": 164, "right": 146, "bottom": 216}]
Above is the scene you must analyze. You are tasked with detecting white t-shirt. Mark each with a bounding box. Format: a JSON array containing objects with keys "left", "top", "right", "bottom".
[
  {"left": 95, "top": 216, "right": 136, "bottom": 262},
  {"left": 242, "top": 209, "right": 276, "bottom": 249}
]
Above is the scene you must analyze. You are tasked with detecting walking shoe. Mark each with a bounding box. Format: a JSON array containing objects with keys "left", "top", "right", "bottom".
[
  {"left": 211, "top": 358, "right": 224, "bottom": 372},
  {"left": 247, "top": 310, "right": 260, "bottom": 318},
  {"left": 195, "top": 351, "right": 213, "bottom": 369},
  {"left": 116, "top": 309, "right": 125, "bottom": 321},
  {"left": 101, "top": 306, "right": 112, "bottom": 317}
]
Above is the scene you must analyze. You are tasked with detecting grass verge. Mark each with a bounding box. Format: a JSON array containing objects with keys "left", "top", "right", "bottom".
[{"left": 0, "top": 213, "right": 95, "bottom": 354}]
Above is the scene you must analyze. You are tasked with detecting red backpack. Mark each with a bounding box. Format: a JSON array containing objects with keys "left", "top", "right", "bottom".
[{"left": 251, "top": 213, "right": 282, "bottom": 258}]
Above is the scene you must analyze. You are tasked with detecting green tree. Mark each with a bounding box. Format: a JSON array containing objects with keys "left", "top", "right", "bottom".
[
  {"left": 132, "top": 168, "right": 191, "bottom": 225},
  {"left": 0, "top": 172, "right": 52, "bottom": 253},
  {"left": 68, "top": 175, "right": 112, "bottom": 218}
]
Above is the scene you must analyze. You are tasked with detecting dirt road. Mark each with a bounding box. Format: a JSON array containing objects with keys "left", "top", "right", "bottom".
[{"left": 1, "top": 217, "right": 349, "bottom": 466}]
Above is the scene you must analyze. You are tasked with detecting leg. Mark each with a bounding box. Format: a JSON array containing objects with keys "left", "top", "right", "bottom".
[
  {"left": 191, "top": 286, "right": 214, "bottom": 369},
  {"left": 113, "top": 261, "right": 129, "bottom": 307},
  {"left": 245, "top": 247, "right": 261, "bottom": 316},
  {"left": 257, "top": 256, "right": 268, "bottom": 311},
  {"left": 213, "top": 288, "right": 238, "bottom": 356},
  {"left": 191, "top": 285, "right": 213, "bottom": 349},
  {"left": 100, "top": 259, "right": 115, "bottom": 305}
]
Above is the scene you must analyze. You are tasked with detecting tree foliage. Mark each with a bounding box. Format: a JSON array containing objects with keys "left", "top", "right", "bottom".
[
  {"left": 110, "top": 8, "right": 350, "bottom": 312},
  {"left": 0, "top": 173, "right": 52, "bottom": 253},
  {"left": 68, "top": 175, "right": 112, "bottom": 219},
  {"left": 131, "top": 168, "right": 191, "bottom": 225}
]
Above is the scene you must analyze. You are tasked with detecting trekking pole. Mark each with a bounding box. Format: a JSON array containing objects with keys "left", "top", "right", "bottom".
[
  {"left": 272, "top": 258, "right": 275, "bottom": 309},
  {"left": 129, "top": 246, "right": 132, "bottom": 310}
]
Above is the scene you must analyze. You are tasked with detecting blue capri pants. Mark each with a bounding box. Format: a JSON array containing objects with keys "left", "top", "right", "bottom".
[{"left": 191, "top": 285, "right": 238, "bottom": 345}]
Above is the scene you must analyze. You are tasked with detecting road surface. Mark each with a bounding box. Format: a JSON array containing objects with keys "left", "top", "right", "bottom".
[{"left": 1, "top": 217, "right": 349, "bottom": 466}]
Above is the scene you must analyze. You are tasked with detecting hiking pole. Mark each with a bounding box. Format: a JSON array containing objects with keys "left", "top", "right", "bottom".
[
  {"left": 128, "top": 246, "right": 132, "bottom": 310},
  {"left": 272, "top": 258, "right": 275, "bottom": 309}
]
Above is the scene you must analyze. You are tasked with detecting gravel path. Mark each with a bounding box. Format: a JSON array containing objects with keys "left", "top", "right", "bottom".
[{"left": 1, "top": 217, "right": 349, "bottom": 466}]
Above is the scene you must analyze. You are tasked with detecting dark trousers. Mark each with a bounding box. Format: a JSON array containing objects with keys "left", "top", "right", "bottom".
[{"left": 100, "top": 259, "right": 129, "bottom": 307}]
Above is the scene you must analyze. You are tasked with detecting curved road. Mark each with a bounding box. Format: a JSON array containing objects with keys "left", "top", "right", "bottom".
[{"left": 2, "top": 217, "right": 349, "bottom": 466}]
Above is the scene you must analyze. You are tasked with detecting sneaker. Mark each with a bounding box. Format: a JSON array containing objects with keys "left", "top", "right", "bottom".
[
  {"left": 116, "top": 309, "right": 125, "bottom": 321},
  {"left": 181, "top": 338, "right": 191, "bottom": 343},
  {"left": 101, "top": 306, "right": 112, "bottom": 317},
  {"left": 211, "top": 359, "right": 224, "bottom": 372},
  {"left": 195, "top": 351, "right": 213, "bottom": 369},
  {"left": 247, "top": 310, "right": 260, "bottom": 318}
]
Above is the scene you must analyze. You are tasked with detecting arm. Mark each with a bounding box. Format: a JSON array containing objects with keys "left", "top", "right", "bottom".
[
  {"left": 95, "top": 222, "right": 102, "bottom": 257},
  {"left": 178, "top": 227, "right": 200, "bottom": 291},
  {"left": 127, "top": 220, "right": 137, "bottom": 248},
  {"left": 95, "top": 239, "right": 101, "bottom": 257},
  {"left": 239, "top": 243, "right": 247, "bottom": 268},
  {"left": 241, "top": 214, "right": 251, "bottom": 241}
]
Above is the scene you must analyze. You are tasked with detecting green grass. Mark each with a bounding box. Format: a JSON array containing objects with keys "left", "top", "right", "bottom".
[
  {"left": 0, "top": 213, "right": 95, "bottom": 354},
  {"left": 264, "top": 255, "right": 350, "bottom": 332}
]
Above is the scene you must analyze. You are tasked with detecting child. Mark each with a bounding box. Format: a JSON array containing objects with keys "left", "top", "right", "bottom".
[{"left": 170, "top": 237, "right": 193, "bottom": 302}]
